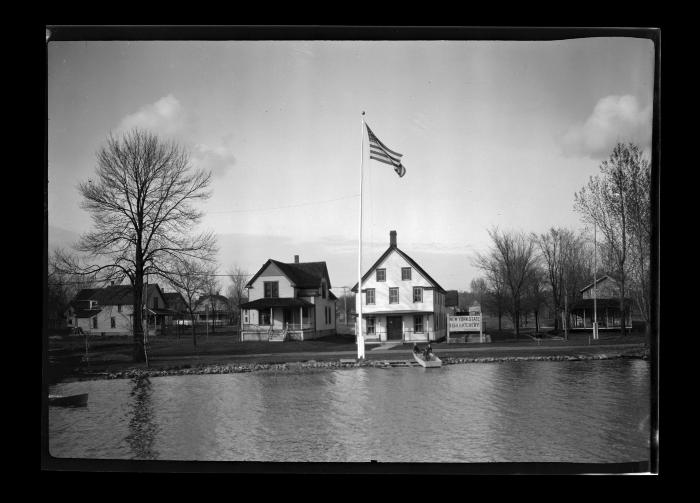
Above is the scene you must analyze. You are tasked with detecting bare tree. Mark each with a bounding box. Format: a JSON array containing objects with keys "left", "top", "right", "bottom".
[
  {"left": 47, "top": 248, "right": 98, "bottom": 330},
  {"left": 535, "top": 228, "right": 578, "bottom": 332},
  {"left": 470, "top": 277, "right": 488, "bottom": 313},
  {"left": 475, "top": 228, "right": 538, "bottom": 338},
  {"left": 575, "top": 142, "right": 650, "bottom": 336},
  {"left": 56, "top": 128, "right": 217, "bottom": 361},
  {"left": 168, "top": 259, "right": 215, "bottom": 348},
  {"left": 226, "top": 265, "right": 249, "bottom": 326}
]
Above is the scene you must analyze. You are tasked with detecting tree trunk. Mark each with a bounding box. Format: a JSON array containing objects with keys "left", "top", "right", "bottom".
[
  {"left": 190, "top": 313, "right": 197, "bottom": 348},
  {"left": 132, "top": 276, "right": 146, "bottom": 362}
]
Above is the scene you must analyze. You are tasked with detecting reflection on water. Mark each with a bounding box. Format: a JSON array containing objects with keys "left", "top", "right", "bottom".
[
  {"left": 125, "top": 377, "right": 158, "bottom": 460},
  {"left": 48, "top": 360, "right": 651, "bottom": 463}
]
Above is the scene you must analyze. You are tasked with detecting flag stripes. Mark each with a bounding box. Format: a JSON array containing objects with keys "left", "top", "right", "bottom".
[{"left": 366, "top": 123, "right": 406, "bottom": 177}]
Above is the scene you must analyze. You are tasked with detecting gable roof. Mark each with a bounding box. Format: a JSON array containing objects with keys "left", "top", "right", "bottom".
[
  {"left": 580, "top": 275, "right": 613, "bottom": 293},
  {"left": 351, "top": 245, "right": 446, "bottom": 294},
  {"left": 71, "top": 284, "right": 164, "bottom": 308},
  {"left": 245, "top": 259, "right": 332, "bottom": 289},
  {"left": 162, "top": 291, "right": 188, "bottom": 309}
]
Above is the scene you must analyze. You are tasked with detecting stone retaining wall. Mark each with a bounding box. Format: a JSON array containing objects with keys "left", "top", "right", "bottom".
[{"left": 72, "top": 347, "right": 649, "bottom": 381}]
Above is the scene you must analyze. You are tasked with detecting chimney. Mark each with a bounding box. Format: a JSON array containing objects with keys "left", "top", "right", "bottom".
[
  {"left": 390, "top": 230, "right": 397, "bottom": 247},
  {"left": 294, "top": 255, "right": 299, "bottom": 263}
]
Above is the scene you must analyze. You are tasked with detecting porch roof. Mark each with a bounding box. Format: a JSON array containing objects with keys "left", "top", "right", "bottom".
[
  {"left": 570, "top": 298, "right": 632, "bottom": 310},
  {"left": 240, "top": 297, "right": 313, "bottom": 310},
  {"left": 147, "top": 308, "right": 177, "bottom": 316}
]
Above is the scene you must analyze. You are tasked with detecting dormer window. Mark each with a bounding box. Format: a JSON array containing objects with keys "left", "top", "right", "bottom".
[
  {"left": 402, "top": 267, "right": 412, "bottom": 280},
  {"left": 376, "top": 269, "right": 386, "bottom": 282}
]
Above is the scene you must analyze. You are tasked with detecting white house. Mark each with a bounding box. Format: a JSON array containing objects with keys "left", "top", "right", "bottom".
[
  {"left": 65, "top": 283, "right": 173, "bottom": 336},
  {"left": 352, "top": 230, "right": 448, "bottom": 342},
  {"left": 240, "top": 255, "right": 337, "bottom": 341}
]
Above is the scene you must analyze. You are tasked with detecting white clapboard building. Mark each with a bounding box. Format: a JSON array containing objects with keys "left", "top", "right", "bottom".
[{"left": 352, "top": 230, "right": 448, "bottom": 342}]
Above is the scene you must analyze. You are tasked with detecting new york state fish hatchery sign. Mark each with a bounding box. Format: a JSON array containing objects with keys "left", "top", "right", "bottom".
[{"left": 448, "top": 315, "right": 482, "bottom": 332}]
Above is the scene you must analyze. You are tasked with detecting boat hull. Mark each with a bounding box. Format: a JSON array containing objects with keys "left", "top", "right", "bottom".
[
  {"left": 413, "top": 351, "right": 442, "bottom": 368},
  {"left": 49, "top": 393, "right": 88, "bottom": 407}
]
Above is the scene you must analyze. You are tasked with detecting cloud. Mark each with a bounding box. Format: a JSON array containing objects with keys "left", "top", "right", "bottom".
[
  {"left": 191, "top": 135, "right": 236, "bottom": 178},
  {"left": 115, "top": 95, "right": 235, "bottom": 177},
  {"left": 116, "top": 94, "right": 188, "bottom": 139},
  {"left": 560, "top": 95, "right": 652, "bottom": 159}
]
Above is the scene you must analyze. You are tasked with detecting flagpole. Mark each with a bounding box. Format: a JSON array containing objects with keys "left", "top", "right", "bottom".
[
  {"left": 357, "top": 112, "right": 365, "bottom": 360},
  {"left": 593, "top": 221, "right": 598, "bottom": 340}
]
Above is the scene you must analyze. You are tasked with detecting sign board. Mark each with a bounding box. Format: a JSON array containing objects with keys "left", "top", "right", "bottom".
[
  {"left": 448, "top": 315, "right": 482, "bottom": 332},
  {"left": 447, "top": 314, "right": 483, "bottom": 343}
]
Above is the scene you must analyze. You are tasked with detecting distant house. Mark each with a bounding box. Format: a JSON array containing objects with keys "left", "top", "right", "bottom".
[
  {"left": 195, "top": 293, "right": 232, "bottom": 326},
  {"left": 162, "top": 291, "right": 188, "bottom": 325},
  {"left": 65, "top": 284, "right": 175, "bottom": 336},
  {"left": 351, "top": 230, "right": 448, "bottom": 342},
  {"left": 468, "top": 301, "right": 481, "bottom": 316},
  {"left": 569, "top": 275, "right": 633, "bottom": 330},
  {"left": 240, "top": 255, "right": 337, "bottom": 341}
]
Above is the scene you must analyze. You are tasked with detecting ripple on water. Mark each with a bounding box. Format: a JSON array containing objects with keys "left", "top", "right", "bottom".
[{"left": 48, "top": 359, "right": 651, "bottom": 463}]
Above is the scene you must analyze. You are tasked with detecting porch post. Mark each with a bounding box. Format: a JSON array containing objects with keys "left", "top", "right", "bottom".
[{"left": 300, "top": 306, "right": 303, "bottom": 332}]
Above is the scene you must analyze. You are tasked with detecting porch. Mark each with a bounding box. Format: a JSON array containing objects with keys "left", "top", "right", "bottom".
[
  {"left": 357, "top": 312, "right": 444, "bottom": 343},
  {"left": 240, "top": 297, "right": 315, "bottom": 341},
  {"left": 569, "top": 298, "right": 632, "bottom": 330}
]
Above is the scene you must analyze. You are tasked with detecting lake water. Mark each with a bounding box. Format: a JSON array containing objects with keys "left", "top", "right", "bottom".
[{"left": 48, "top": 359, "right": 650, "bottom": 463}]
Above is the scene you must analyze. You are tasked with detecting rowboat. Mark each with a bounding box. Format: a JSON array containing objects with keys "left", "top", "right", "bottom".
[
  {"left": 412, "top": 350, "right": 442, "bottom": 368},
  {"left": 48, "top": 393, "right": 88, "bottom": 407}
]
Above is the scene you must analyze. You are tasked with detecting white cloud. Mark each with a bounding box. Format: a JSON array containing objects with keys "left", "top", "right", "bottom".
[
  {"left": 560, "top": 95, "right": 652, "bottom": 159},
  {"left": 115, "top": 95, "right": 234, "bottom": 177},
  {"left": 116, "top": 94, "right": 188, "bottom": 139},
  {"left": 191, "top": 136, "right": 236, "bottom": 178}
]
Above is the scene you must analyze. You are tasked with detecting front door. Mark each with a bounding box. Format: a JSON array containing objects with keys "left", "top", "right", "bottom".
[
  {"left": 283, "top": 309, "right": 291, "bottom": 328},
  {"left": 387, "top": 316, "right": 403, "bottom": 341}
]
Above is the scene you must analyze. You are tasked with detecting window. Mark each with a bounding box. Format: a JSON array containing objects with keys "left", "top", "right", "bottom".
[
  {"left": 414, "top": 315, "right": 424, "bottom": 333},
  {"left": 260, "top": 311, "right": 271, "bottom": 325},
  {"left": 117, "top": 304, "right": 122, "bottom": 313},
  {"left": 376, "top": 268, "right": 386, "bottom": 281},
  {"left": 153, "top": 297, "right": 159, "bottom": 309},
  {"left": 402, "top": 267, "right": 412, "bottom": 280},
  {"left": 92, "top": 317, "right": 98, "bottom": 329},
  {"left": 413, "top": 287, "right": 423, "bottom": 303},
  {"left": 367, "top": 316, "right": 376, "bottom": 335},
  {"left": 366, "top": 288, "right": 375, "bottom": 305},
  {"left": 264, "top": 281, "right": 279, "bottom": 298},
  {"left": 302, "top": 307, "right": 308, "bottom": 319},
  {"left": 110, "top": 317, "right": 116, "bottom": 328},
  {"left": 321, "top": 282, "right": 326, "bottom": 299},
  {"left": 243, "top": 311, "right": 249, "bottom": 324},
  {"left": 389, "top": 287, "right": 399, "bottom": 304}
]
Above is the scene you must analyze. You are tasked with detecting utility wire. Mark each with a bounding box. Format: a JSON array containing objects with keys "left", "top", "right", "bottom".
[{"left": 207, "top": 194, "right": 359, "bottom": 214}]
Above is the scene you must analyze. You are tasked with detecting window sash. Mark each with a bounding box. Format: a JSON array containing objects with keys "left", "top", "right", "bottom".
[
  {"left": 264, "top": 281, "right": 279, "bottom": 298},
  {"left": 366, "top": 289, "right": 375, "bottom": 305},
  {"left": 389, "top": 287, "right": 399, "bottom": 304},
  {"left": 413, "top": 287, "right": 423, "bottom": 302},
  {"left": 376, "top": 269, "right": 386, "bottom": 281},
  {"left": 367, "top": 317, "right": 376, "bottom": 334},
  {"left": 414, "top": 315, "right": 424, "bottom": 333},
  {"left": 402, "top": 267, "right": 412, "bottom": 280}
]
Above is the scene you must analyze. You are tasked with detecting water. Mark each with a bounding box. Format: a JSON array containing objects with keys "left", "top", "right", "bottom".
[{"left": 48, "top": 359, "right": 650, "bottom": 463}]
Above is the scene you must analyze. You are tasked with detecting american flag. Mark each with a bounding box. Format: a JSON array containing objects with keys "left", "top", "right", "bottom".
[{"left": 366, "top": 123, "right": 406, "bottom": 177}]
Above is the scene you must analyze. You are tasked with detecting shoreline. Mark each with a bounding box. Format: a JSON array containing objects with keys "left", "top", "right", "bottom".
[{"left": 57, "top": 346, "right": 650, "bottom": 383}]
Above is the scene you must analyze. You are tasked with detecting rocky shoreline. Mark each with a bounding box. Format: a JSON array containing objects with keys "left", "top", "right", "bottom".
[{"left": 68, "top": 347, "right": 650, "bottom": 382}]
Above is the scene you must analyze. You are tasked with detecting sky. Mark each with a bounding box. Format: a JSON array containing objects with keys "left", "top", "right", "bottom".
[{"left": 47, "top": 37, "right": 655, "bottom": 292}]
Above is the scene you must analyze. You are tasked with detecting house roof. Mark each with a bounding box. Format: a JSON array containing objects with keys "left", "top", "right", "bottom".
[
  {"left": 580, "top": 275, "right": 612, "bottom": 293},
  {"left": 73, "top": 308, "right": 103, "bottom": 319},
  {"left": 570, "top": 298, "right": 632, "bottom": 310},
  {"left": 245, "top": 259, "right": 332, "bottom": 289},
  {"left": 240, "top": 297, "right": 314, "bottom": 310},
  {"left": 71, "top": 284, "right": 164, "bottom": 308},
  {"left": 350, "top": 245, "right": 446, "bottom": 294},
  {"left": 162, "top": 292, "right": 187, "bottom": 306}
]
